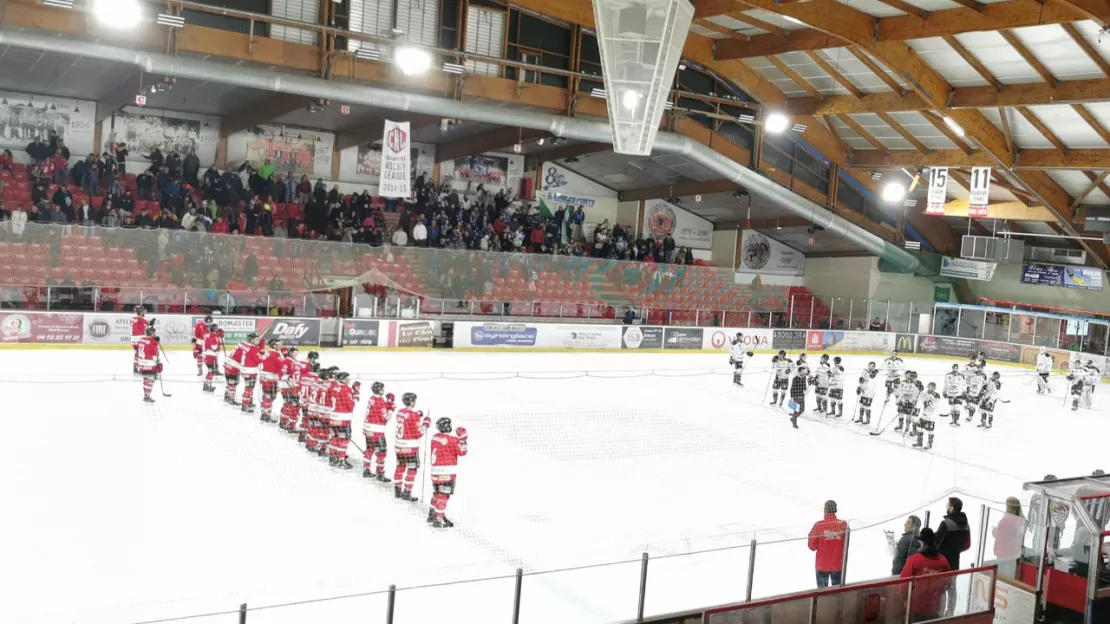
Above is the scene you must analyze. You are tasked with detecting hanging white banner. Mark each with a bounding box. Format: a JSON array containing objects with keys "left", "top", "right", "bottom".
[
  {"left": 739, "top": 230, "right": 806, "bottom": 276},
  {"left": 378, "top": 120, "right": 412, "bottom": 198},
  {"left": 969, "top": 166, "right": 991, "bottom": 218},
  {"left": 642, "top": 199, "right": 713, "bottom": 249},
  {"left": 926, "top": 167, "right": 948, "bottom": 216},
  {"left": 940, "top": 256, "right": 996, "bottom": 281}
]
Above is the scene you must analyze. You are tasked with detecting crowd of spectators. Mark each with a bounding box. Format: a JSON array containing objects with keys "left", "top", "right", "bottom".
[{"left": 0, "top": 131, "right": 703, "bottom": 269}]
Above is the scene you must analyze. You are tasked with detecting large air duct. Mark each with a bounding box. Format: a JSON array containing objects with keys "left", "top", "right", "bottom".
[{"left": 0, "top": 29, "right": 921, "bottom": 272}]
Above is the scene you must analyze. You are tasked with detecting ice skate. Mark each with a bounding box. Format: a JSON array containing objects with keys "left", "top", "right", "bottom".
[
  {"left": 338, "top": 458, "right": 353, "bottom": 470},
  {"left": 375, "top": 471, "right": 392, "bottom": 483},
  {"left": 894, "top": 422, "right": 903, "bottom": 433},
  {"left": 363, "top": 468, "right": 373, "bottom": 478},
  {"left": 442, "top": 516, "right": 454, "bottom": 528},
  {"left": 143, "top": 395, "right": 155, "bottom": 403},
  {"left": 430, "top": 516, "right": 445, "bottom": 528},
  {"left": 297, "top": 432, "right": 306, "bottom": 442},
  {"left": 394, "top": 486, "right": 404, "bottom": 499},
  {"left": 260, "top": 413, "right": 272, "bottom": 423},
  {"left": 401, "top": 491, "right": 419, "bottom": 502},
  {"left": 426, "top": 509, "right": 435, "bottom": 524},
  {"left": 912, "top": 435, "right": 923, "bottom": 449},
  {"left": 241, "top": 404, "right": 253, "bottom": 413}
]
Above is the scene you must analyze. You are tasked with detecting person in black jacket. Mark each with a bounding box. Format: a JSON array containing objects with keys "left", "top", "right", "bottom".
[
  {"left": 934, "top": 497, "right": 971, "bottom": 615},
  {"left": 788, "top": 364, "right": 810, "bottom": 428},
  {"left": 891, "top": 515, "right": 923, "bottom": 575}
]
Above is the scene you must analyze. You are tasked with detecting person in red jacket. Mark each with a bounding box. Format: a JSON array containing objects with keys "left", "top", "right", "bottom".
[
  {"left": 134, "top": 324, "right": 162, "bottom": 403},
  {"left": 258, "top": 339, "right": 285, "bottom": 423},
  {"left": 900, "top": 528, "right": 952, "bottom": 622},
  {"left": 192, "top": 314, "right": 212, "bottom": 376},
  {"left": 326, "top": 371, "right": 357, "bottom": 469},
  {"left": 808, "top": 500, "right": 849, "bottom": 587},
  {"left": 130, "top": 307, "right": 149, "bottom": 374}
]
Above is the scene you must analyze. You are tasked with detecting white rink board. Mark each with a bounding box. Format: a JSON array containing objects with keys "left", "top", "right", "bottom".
[{"left": 2, "top": 348, "right": 1106, "bottom": 624}]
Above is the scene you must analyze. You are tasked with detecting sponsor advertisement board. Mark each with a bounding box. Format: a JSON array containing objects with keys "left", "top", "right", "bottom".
[
  {"left": 894, "top": 334, "right": 917, "bottom": 354},
  {"left": 805, "top": 330, "right": 895, "bottom": 353},
  {"left": 200, "top": 317, "right": 322, "bottom": 347},
  {"left": 204, "top": 317, "right": 259, "bottom": 345},
  {"left": 83, "top": 313, "right": 193, "bottom": 346},
  {"left": 0, "top": 312, "right": 84, "bottom": 344},
  {"left": 1020, "top": 345, "right": 1068, "bottom": 371},
  {"left": 772, "top": 329, "right": 807, "bottom": 351},
  {"left": 663, "top": 327, "right": 704, "bottom": 350},
  {"left": 703, "top": 328, "right": 773, "bottom": 351},
  {"left": 466, "top": 323, "right": 539, "bottom": 348},
  {"left": 977, "top": 340, "right": 1021, "bottom": 364},
  {"left": 916, "top": 335, "right": 982, "bottom": 358},
  {"left": 544, "top": 325, "right": 621, "bottom": 350},
  {"left": 341, "top": 319, "right": 380, "bottom": 346},
  {"left": 622, "top": 326, "right": 663, "bottom": 350},
  {"left": 392, "top": 321, "right": 435, "bottom": 348}
]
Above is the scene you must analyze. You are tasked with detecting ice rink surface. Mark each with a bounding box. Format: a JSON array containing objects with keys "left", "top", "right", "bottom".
[{"left": 1, "top": 348, "right": 1106, "bottom": 623}]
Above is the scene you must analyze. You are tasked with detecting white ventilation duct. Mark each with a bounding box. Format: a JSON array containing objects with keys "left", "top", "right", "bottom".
[{"left": 0, "top": 29, "right": 921, "bottom": 271}]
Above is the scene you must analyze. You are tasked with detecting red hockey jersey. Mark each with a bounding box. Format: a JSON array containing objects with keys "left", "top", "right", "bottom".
[
  {"left": 281, "top": 356, "right": 300, "bottom": 382},
  {"left": 193, "top": 320, "right": 208, "bottom": 343},
  {"left": 394, "top": 408, "right": 430, "bottom": 456},
  {"left": 259, "top": 349, "right": 284, "bottom": 376},
  {"left": 299, "top": 370, "right": 318, "bottom": 404},
  {"left": 363, "top": 395, "right": 393, "bottom": 433},
  {"left": 131, "top": 316, "right": 149, "bottom": 338},
  {"left": 203, "top": 333, "right": 223, "bottom": 362},
  {"left": 331, "top": 384, "right": 356, "bottom": 421},
  {"left": 430, "top": 430, "right": 468, "bottom": 477},
  {"left": 228, "top": 341, "right": 260, "bottom": 370},
  {"left": 135, "top": 336, "right": 160, "bottom": 371}
]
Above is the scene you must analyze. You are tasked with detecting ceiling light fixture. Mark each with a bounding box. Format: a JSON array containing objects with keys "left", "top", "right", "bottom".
[
  {"left": 764, "top": 112, "right": 789, "bottom": 134},
  {"left": 394, "top": 45, "right": 433, "bottom": 76},
  {"left": 93, "top": 0, "right": 143, "bottom": 28},
  {"left": 881, "top": 182, "right": 907, "bottom": 203},
  {"left": 942, "top": 115, "right": 966, "bottom": 138},
  {"left": 621, "top": 90, "right": 640, "bottom": 111}
]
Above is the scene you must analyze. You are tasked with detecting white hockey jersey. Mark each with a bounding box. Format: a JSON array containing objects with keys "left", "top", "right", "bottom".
[
  {"left": 1036, "top": 353, "right": 1053, "bottom": 374},
  {"left": 815, "top": 362, "right": 831, "bottom": 388},
  {"left": 896, "top": 379, "right": 924, "bottom": 407},
  {"left": 729, "top": 342, "right": 749, "bottom": 364},
  {"left": 965, "top": 371, "right": 987, "bottom": 398},
  {"left": 943, "top": 373, "right": 966, "bottom": 398},
  {"left": 981, "top": 379, "right": 1001, "bottom": 402},
  {"left": 829, "top": 365, "right": 845, "bottom": 389},
  {"left": 883, "top": 357, "right": 904, "bottom": 380},
  {"left": 773, "top": 357, "right": 795, "bottom": 380},
  {"left": 858, "top": 374, "right": 877, "bottom": 399},
  {"left": 920, "top": 391, "right": 941, "bottom": 420}
]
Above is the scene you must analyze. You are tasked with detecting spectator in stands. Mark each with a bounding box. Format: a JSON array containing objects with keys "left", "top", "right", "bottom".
[
  {"left": 166, "top": 150, "right": 182, "bottom": 180},
  {"left": 183, "top": 149, "right": 200, "bottom": 186},
  {"left": 102, "top": 207, "right": 120, "bottom": 228},
  {"left": 52, "top": 185, "right": 73, "bottom": 220},
  {"left": 48, "top": 203, "right": 67, "bottom": 224},
  {"left": 27, "top": 137, "right": 50, "bottom": 163},
  {"left": 212, "top": 215, "right": 230, "bottom": 234},
  {"left": 935, "top": 497, "right": 971, "bottom": 615},
  {"left": 870, "top": 317, "right": 884, "bottom": 331},
  {"left": 0, "top": 149, "right": 12, "bottom": 172},
  {"left": 156, "top": 208, "right": 179, "bottom": 229},
  {"left": 991, "top": 497, "right": 1026, "bottom": 577},
  {"left": 891, "top": 515, "right": 923, "bottom": 575},
  {"left": 412, "top": 216, "right": 428, "bottom": 247},
  {"left": 572, "top": 205, "right": 585, "bottom": 241},
  {"left": 258, "top": 158, "right": 274, "bottom": 183},
  {"left": 296, "top": 175, "right": 311, "bottom": 205},
  {"left": 808, "top": 500, "right": 848, "bottom": 587},
  {"left": 50, "top": 149, "right": 68, "bottom": 186},
  {"left": 76, "top": 198, "right": 96, "bottom": 229},
  {"left": 181, "top": 206, "right": 201, "bottom": 232},
  {"left": 146, "top": 146, "right": 164, "bottom": 174},
  {"left": 900, "top": 528, "right": 951, "bottom": 622},
  {"left": 662, "top": 233, "right": 676, "bottom": 263},
  {"left": 114, "top": 141, "right": 128, "bottom": 173},
  {"left": 391, "top": 226, "right": 408, "bottom": 247},
  {"left": 83, "top": 159, "right": 102, "bottom": 197}
]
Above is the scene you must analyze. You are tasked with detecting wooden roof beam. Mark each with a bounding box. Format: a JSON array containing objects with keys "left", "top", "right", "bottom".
[
  {"left": 766, "top": 55, "right": 823, "bottom": 99},
  {"left": 942, "top": 35, "right": 1003, "bottom": 90},
  {"left": 805, "top": 50, "right": 863, "bottom": 98},
  {"left": 1072, "top": 104, "right": 1110, "bottom": 146},
  {"left": 1081, "top": 170, "right": 1110, "bottom": 199},
  {"left": 1016, "top": 107, "right": 1069, "bottom": 152},
  {"left": 848, "top": 47, "right": 904, "bottom": 93},
  {"left": 837, "top": 114, "right": 888, "bottom": 151},
  {"left": 850, "top": 148, "right": 1110, "bottom": 169},
  {"left": 878, "top": 0, "right": 928, "bottom": 20},
  {"left": 921, "top": 111, "right": 974, "bottom": 155},
  {"left": 1061, "top": 23, "right": 1110, "bottom": 77},
  {"left": 999, "top": 30, "right": 1058, "bottom": 85},
  {"left": 876, "top": 111, "right": 928, "bottom": 152},
  {"left": 1015, "top": 169, "right": 1110, "bottom": 267}
]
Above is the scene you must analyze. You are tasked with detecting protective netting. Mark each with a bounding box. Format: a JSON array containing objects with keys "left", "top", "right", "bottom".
[{"left": 0, "top": 222, "right": 797, "bottom": 316}]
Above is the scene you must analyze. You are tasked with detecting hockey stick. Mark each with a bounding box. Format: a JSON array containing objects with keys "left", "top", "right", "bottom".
[
  {"left": 868, "top": 401, "right": 892, "bottom": 436},
  {"left": 156, "top": 343, "right": 173, "bottom": 397},
  {"left": 419, "top": 409, "right": 431, "bottom": 502}
]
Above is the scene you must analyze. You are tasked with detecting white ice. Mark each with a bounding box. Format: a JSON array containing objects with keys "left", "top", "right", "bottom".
[{"left": 0, "top": 349, "right": 1105, "bottom": 624}]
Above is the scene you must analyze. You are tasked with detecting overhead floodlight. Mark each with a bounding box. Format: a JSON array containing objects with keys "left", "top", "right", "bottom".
[
  {"left": 943, "top": 115, "right": 966, "bottom": 137},
  {"left": 791, "top": 123, "right": 808, "bottom": 133},
  {"left": 156, "top": 13, "right": 185, "bottom": 28},
  {"left": 442, "top": 62, "right": 466, "bottom": 75},
  {"left": 663, "top": 101, "right": 674, "bottom": 111},
  {"left": 43, "top": 0, "right": 74, "bottom": 8},
  {"left": 355, "top": 46, "right": 380, "bottom": 61},
  {"left": 394, "top": 46, "right": 432, "bottom": 76},
  {"left": 881, "top": 181, "right": 907, "bottom": 203},
  {"left": 590, "top": 88, "right": 607, "bottom": 99},
  {"left": 764, "top": 112, "right": 789, "bottom": 134},
  {"left": 93, "top": 0, "right": 142, "bottom": 28},
  {"left": 737, "top": 113, "right": 756, "bottom": 124},
  {"left": 621, "top": 90, "right": 640, "bottom": 111}
]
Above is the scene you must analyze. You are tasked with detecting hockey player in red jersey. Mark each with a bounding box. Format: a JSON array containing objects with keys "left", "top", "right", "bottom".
[
  {"left": 305, "top": 367, "right": 332, "bottom": 453},
  {"left": 327, "top": 371, "right": 357, "bottom": 469},
  {"left": 201, "top": 324, "right": 223, "bottom": 393},
  {"left": 294, "top": 352, "right": 320, "bottom": 441},
  {"left": 224, "top": 333, "right": 260, "bottom": 406},
  {"left": 428, "top": 417, "right": 468, "bottom": 528},
  {"left": 238, "top": 334, "right": 263, "bottom": 413},
  {"left": 192, "top": 314, "right": 213, "bottom": 376},
  {"left": 131, "top": 307, "right": 149, "bottom": 374},
  {"left": 361, "top": 382, "right": 395, "bottom": 481},
  {"left": 394, "top": 392, "right": 431, "bottom": 501},
  {"left": 278, "top": 346, "right": 301, "bottom": 430},
  {"left": 258, "top": 339, "right": 285, "bottom": 422},
  {"left": 134, "top": 324, "right": 162, "bottom": 402}
]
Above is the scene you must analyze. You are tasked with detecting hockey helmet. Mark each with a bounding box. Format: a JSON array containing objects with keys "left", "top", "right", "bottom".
[
  {"left": 317, "top": 368, "right": 331, "bottom": 380},
  {"left": 246, "top": 332, "right": 259, "bottom": 343},
  {"left": 204, "top": 314, "right": 213, "bottom": 323},
  {"left": 820, "top": 354, "right": 829, "bottom": 361},
  {"left": 309, "top": 361, "right": 320, "bottom": 373},
  {"left": 833, "top": 356, "right": 841, "bottom": 364},
  {"left": 268, "top": 338, "right": 282, "bottom": 349},
  {"left": 307, "top": 351, "right": 320, "bottom": 361},
  {"left": 436, "top": 417, "right": 453, "bottom": 434},
  {"left": 778, "top": 349, "right": 787, "bottom": 357},
  {"left": 905, "top": 370, "right": 917, "bottom": 379},
  {"left": 927, "top": 381, "right": 936, "bottom": 390},
  {"left": 798, "top": 352, "right": 807, "bottom": 359},
  {"left": 978, "top": 358, "right": 987, "bottom": 367},
  {"left": 371, "top": 381, "right": 385, "bottom": 395},
  {"left": 144, "top": 324, "right": 157, "bottom": 336},
  {"left": 402, "top": 392, "right": 417, "bottom": 407},
  {"left": 991, "top": 371, "right": 1001, "bottom": 379},
  {"left": 951, "top": 364, "right": 960, "bottom": 372},
  {"left": 1093, "top": 469, "right": 1106, "bottom": 476},
  {"left": 869, "top": 369, "right": 879, "bottom": 378},
  {"left": 890, "top": 349, "right": 898, "bottom": 356},
  {"left": 287, "top": 346, "right": 299, "bottom": 357},
  {"left": 335, "top": 371, "right": 350, "bottom": 383},
  {"left": 1039, "top": 346, "right": 1047, "bottom": 354},
  {"left": 135, "top": 307, "right": 145, "bottom": 316},
  {"left": 207, "top": 323, "right": 219, "bottom": 333},
  {"left": 867, "top": 361, "right": 876, "bottom": 369}
]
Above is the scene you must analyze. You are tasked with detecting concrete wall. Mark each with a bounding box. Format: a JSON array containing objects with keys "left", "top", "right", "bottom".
[
  {"left": 711, "top": 229, "right": 737, "bottom": 269},
  {"left": 964, "top": 262, "right": 1110, "bottom": 313}
]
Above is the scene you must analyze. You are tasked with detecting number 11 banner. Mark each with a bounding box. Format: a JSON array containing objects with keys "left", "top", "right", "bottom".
[
  {"left": 968, "top": 166, "right": 991, "bottom": 218},
  {"left": 926, "top": 167, "right": 948, "bottom": 216}
]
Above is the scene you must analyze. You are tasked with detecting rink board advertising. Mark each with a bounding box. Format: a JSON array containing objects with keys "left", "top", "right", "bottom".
[
  {"left": 341, "top": 319, "right": 380, "bottom": 346},
  {"left": 0, "top": 312, "right": 83, "bottom": 344},
  {"left": 772, "top": 330, "right": 807, "bottom": 351},
  {"left": 805, "top": 330, "right": 895, "bottom": 353},
  {"left": 200, "top": 317, "right": 322, "bottom": 347},
  {"left": 390, "top": 321, "right": 435, "bottom": 348},
  {"left": 622, "top": 326, "right": 663, "bottom": 349},
  {"left": 663, "top": 327, "right": 703, "bottom": 350},
  {"left": 1021, "top": 263, "right": 1104, "bottom": 291}
]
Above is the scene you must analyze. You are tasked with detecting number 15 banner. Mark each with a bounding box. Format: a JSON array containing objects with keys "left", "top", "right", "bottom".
[
  {"left": 926, "top": 167, "right": 948, "bottom": 216},
  {"left": 968, "top": 166, "right": 991, "bottom": 218}
]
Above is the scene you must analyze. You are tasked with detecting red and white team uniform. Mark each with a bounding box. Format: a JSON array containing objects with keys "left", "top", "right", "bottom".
[
  {"left": 393, "top": 399, "right": 431, "bottom": 500},
  {"left": 305, "top": 372, "right": 331, "bottom": 452},
  {"left": 192, "top": 319, "right": 209, "bottom": 374},
  {"left": 326, "top": 375, "right": 357, "bottom": 468},
  {"left": 278, "top": 351, "right": 302, "bottom": 430},
  {"left": 258, "top": 346, "right": 285, "bottom": 422},
  {"left": 202, "top": 329, "right": 223, "bottom": 392},
  {"left": 361, "top": 388, "right": 395, "bottom": 480},
  {"left": 294, "top": 364, "right": 318, "bottom": 437},
  {"left": 224, "top": 336, "right": 260, "bottom": 407},
  {"left": 131, "top": 313, "right": 149, "bottom": 372},
  {"left": 134, "top": 333, "right": 162, "bottom": 401},
  {"left": 429, "top": 423, "right": 468, "bottom": 527}
]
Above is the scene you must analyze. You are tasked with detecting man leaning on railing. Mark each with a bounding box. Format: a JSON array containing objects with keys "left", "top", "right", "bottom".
[{"left": 900, "top": 528, "right": 952, "bottom": 623}]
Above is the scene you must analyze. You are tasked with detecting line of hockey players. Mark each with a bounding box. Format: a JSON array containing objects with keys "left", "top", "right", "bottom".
[{"left": 132, "top": 312, "right": 470, "bottom": 529}]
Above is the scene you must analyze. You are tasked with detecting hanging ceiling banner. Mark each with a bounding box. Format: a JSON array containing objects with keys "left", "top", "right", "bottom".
[
  {"left": 968, "top": 166, "right": 991, "bottom": 218},
  {"left": 926, "top": 167, "right": 948, "bottom": 216},
  {"left": 378, "top": 120, "right": 412, "bottom": 198}
]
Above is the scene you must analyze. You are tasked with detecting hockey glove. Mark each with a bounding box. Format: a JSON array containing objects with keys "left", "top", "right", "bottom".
[
  {"left": 856, "top": 387, "right": 862, "bottom": 395},
  {"left": 191, "top": 338, "right": 197, "bottom": 344},
  {"left": 155, "top": 362, "right": 163, "bottom": 373},
  {"left": 747, "top": 352, "right": 754, "bottom": 357},
  {"left": 456, "top": 426, "right": 468, "bottom": 440},
  {"left": 421, "top": 416, "right": 432, "bottom": 430},
  {"left": 729, "top": 358, "right": 735, "bottom": 366}
]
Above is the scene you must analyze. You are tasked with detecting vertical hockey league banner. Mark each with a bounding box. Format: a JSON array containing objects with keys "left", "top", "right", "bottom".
[
  {"left": 968, "top": 166, "right": 991, "bottom": 218},
  {"left": 926, "top": 167, "right": 948, "bottom": 215},
  {"left": 378, "top": 120, "right": 412, "bottom": 198}
]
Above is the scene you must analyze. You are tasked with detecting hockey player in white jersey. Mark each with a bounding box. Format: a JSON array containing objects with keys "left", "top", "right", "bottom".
[
  {"left": 770, "top": 350, "right": 794, "bottom": 408},
  {"left": 977, "top": 371, "right": 1002, "bottom": 429},
  {"left": 913, "top": 382, "right": 941, "bottom": 450},
  {"left": 892, "top": 370, "right": 924, "bottom": 433},
  {"left": 1068, "top": 361, "right": 1099, "bottom": 411},
  {"left": 814, "top": 354, "right": 832, "bottom": 415},
  {"left": 729, "top": 333, "right": 754, "bottom": 387},
  {"left": 1035, "top": 347, "right": 1053, "bottom": 394},
  {"left": 883, "top": 351, "right": 904, "bottom": 403},
  {"left": 854, "top": 368, "right": 879, "bottom": 425},
  {"left": 964, "top": 365, "right": 987, "bottom": 422},
  {"left": 943, "top": 364, "right": 966, "bottom": 427},
  {"left": 828, "top": 356, "right": 846, "bottom": 418}
]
